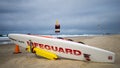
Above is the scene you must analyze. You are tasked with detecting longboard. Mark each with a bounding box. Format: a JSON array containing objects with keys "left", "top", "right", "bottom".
[{"left": 8, "top": 34, "right": 115, "bottom": 63}]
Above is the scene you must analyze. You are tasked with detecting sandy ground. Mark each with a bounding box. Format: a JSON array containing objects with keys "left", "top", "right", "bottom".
[{"left": 0, "top": 35, "right": 120, "bottom": 68}]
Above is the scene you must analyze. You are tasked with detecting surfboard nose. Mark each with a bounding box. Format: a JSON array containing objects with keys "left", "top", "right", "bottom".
[
  {"left": 8, "top": 34, "right": 18, "bottom": 39},
  {"left": 8, "top": 34, "right": 14, "bottom": 38}
]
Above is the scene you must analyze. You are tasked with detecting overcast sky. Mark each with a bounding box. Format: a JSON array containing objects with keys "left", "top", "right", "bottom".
[{"left": 0, "top": 0, "right": 120, "bottom": 34}]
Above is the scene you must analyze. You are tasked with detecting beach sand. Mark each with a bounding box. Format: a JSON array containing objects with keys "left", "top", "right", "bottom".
[{"left": 0, "top": 35, "right": 120, "bottom": 68}]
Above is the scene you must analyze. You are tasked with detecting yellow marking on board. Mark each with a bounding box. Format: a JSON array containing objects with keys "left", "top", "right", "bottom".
[{"left": 26, "top": 46, "right": 58, "bottom": 60}]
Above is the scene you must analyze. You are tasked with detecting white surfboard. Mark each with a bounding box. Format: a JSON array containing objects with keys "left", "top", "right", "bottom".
[{"left": 8, "top": 34, "right": 115, "bottom": 63}]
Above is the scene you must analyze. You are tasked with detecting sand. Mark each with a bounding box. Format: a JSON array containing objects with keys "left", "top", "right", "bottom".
[{"left": 0, "top": 35, "right": 120, "bottom": 68}]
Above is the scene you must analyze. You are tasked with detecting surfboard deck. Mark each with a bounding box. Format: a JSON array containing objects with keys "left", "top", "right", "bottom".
[{"left": 8, "top": 34, "right": 115, "bottom": 63}]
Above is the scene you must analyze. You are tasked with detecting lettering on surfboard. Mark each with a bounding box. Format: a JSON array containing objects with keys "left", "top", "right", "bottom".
[
  {"left": 9, "top": 37, "right": 25, "bottom": 43},
  {"left": 27, "top": 41, "right": 82, "bottom": 56}
]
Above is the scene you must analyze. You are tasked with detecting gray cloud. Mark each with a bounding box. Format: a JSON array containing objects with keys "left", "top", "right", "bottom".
[{"left": 0, "top": 0, "right": 120, "bottom": 34}]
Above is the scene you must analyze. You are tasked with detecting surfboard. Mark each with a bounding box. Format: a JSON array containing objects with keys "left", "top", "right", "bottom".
[{"left": 8, "top": 34, "right": 115, "bottom": 63}]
